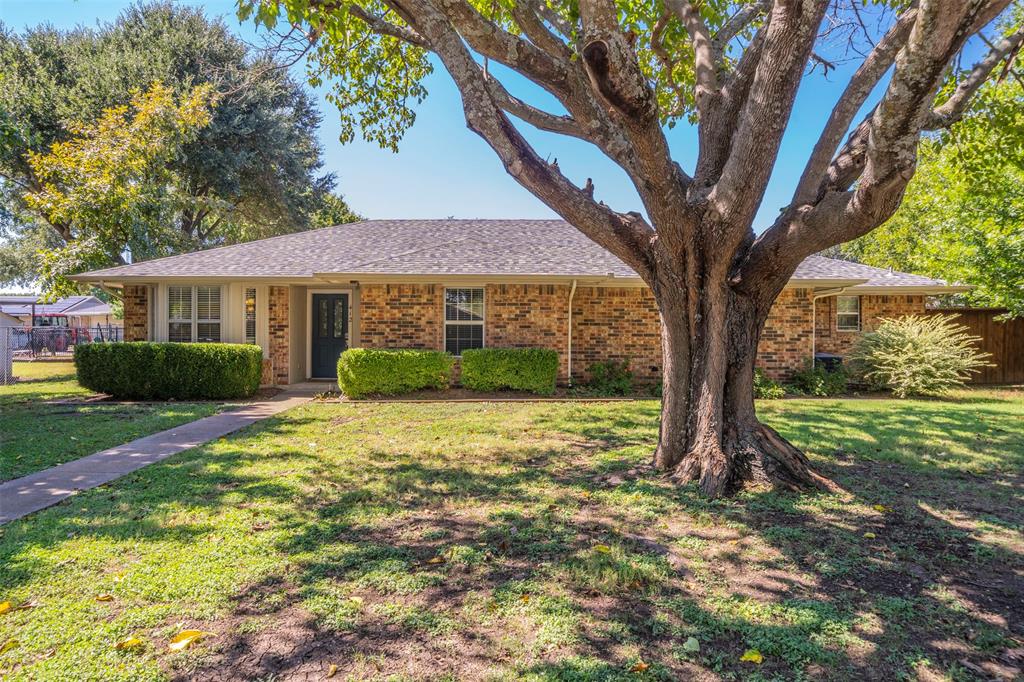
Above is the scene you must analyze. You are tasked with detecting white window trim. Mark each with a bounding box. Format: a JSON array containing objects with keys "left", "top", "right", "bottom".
[
  {"left": 167, "top": 285, "right": 222, "bottom": 342},
  {"left": 836, "top": 295, "right": 861, "bottom": 332},
  {"left": 444, "top": 287, "right": 485, "bottom": 356}
]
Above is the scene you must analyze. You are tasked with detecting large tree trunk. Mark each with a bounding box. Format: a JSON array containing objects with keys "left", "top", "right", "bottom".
[{"left": 652, "top": 274, "right": 824, "bottom": 497}]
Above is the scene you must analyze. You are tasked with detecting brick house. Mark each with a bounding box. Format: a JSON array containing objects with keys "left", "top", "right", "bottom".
[{"left": 70, "top": 220, "right": 966, "bottom": 386}]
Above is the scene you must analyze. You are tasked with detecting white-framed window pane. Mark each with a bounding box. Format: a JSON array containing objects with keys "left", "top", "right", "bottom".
[
  {"left": 836, "top": 296, "right": 860, "bottom": 331},
  {"left": 168, "top": 322, "right": 192, "bottom": 343},
  {"left": 837, "top": 314, "right": 860, "bottom": 331},
  {"left": 244, "top": 287, "right": 257, "bottom": 345},
  {"left": 837, "top": 296, "right": 860, "bottom": 314},
  {"left": 197, "top": 322, "right": 221, "bottom": 343},
  {"left": 445, "top": 288, "right": 483, "bottom": 321},
  {"left": 168, "top": 286, "right": 192, "bottom": 321},
  {"left": 445, "top": 323, "right": 483, "bottom": 355},
  {"left": 197, "top": 286, "right": 221, "bottom": 322}
]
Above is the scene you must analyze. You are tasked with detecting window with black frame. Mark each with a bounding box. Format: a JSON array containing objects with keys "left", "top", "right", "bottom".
[{"left": 444, "top": 287, "right": 484, "bottom": 355}]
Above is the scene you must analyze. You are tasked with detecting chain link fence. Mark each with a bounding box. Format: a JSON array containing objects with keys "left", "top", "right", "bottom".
[{"left": 1, "top": 326, "right": 124, "bottom": 384}]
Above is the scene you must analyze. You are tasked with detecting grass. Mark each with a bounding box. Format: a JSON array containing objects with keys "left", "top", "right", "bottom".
[
  {"left": 0, "top": 388, "right": 1020, "bottom": 681},
  {"left": 0, "top": 362, "right": 223, "bottom": 481}
]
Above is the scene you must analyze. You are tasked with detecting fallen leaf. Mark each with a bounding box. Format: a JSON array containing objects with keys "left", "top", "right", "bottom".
[
  {"left": 115, "top": 637, "right": 145, "bottom": 651},
  {"left": 0, "top": 602, "right": 10, "bottom": 615},
  {"left": 683, "top": 636, "right": 700, "bottom": 653},
  {"left": 872, "top": 504, "right": 889, "bottom": 513},
  {"left": 740, "top": 649, "right": 764, "bottom": 664},
  {"left": 426, "top": 556, "right": 444, "bottom": 565},
  {"left": 326, "top": 663, "right": 339, "bottom": 678},
  {"left": 168, "top": 630, "right": 213, "bottom": 651},
  {"left": 863, "top": 532, "right": 877, "bottom": 539},
  {"left": 594, "top": 544, "right": 612, "bottom": 553},
  {"left": 0, "top": 639, "right": 18, "bottom": 655},
  {"left": 95, "top": 594, "right": 114, "bottom": 602},
  {"left": 630, "top": 661, "right": 649, "bottom": 672}
]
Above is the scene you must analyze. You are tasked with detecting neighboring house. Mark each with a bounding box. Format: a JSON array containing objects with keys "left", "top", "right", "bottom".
[
  {"left": 0, "top": 294, "right": 120, "bottom": 331},
  {"left": 69, "top": 219, "right": 966, "bottom": 385}
]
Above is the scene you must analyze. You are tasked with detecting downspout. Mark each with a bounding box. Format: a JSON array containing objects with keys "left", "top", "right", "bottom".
[
  {"left": 567, "top": 279, "right": 578, "bottom": 387},
  {"left": 811, "top": 286, "right": 850, "bottom": 361}
]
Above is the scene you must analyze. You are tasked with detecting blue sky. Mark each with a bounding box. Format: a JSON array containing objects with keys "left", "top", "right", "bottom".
[{"left": 0, "top": 0, "right": 943, "bottom": 230}]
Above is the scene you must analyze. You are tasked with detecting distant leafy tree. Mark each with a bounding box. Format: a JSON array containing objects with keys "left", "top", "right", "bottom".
[
  {"left": 311, "top": 192, "right": 363, "bottom": 227},
  {"left": 0, "top": 1, "right": 349, "bottom": 288},
  {"left": 840, "top": 79, "right": 1024, "bottom": 317},
  {"left": 24, "top": 83, "right": 215, "bottom": 296}
]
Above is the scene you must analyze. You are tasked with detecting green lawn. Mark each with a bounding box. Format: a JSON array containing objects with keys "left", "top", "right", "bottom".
[
  {"left": 0, "top": 362, "right": 222, "bottom": 481},
  {"left": 0, "top": 389, "right": 1021, "bottom": 681}
]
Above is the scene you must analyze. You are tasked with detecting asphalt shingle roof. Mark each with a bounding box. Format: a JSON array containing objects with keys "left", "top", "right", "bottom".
[{"left": 72, "top": 219, "right": 957, "bottom": 289}]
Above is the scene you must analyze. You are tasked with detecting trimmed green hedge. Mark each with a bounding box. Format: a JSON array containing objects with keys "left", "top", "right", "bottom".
[
  {"left": 74, "top": 342, "right": 262, "bottom": 400},
  {"left": 337, "top": 348, "right": 453, "bottom": 398},
  {"left": 460, "top": 347, "right": 559, "bottom": 395}
]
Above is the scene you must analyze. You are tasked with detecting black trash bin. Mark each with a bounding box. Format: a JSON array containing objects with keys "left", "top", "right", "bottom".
[{"left": 814, "top": 353, "right": 844, "bottom": 372}]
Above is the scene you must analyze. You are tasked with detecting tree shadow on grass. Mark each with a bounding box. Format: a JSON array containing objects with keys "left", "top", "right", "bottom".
[
  {"left": 1, "top": 400, "right": 1020, "bottom": 680},
  {"left": 178, "top": 397, "right": 1021, "bottom": 680}
]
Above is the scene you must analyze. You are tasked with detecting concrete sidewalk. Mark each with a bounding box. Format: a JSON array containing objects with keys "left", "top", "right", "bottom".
[{"left": 0, "top": 392, "right": 312, "bottom": 524}]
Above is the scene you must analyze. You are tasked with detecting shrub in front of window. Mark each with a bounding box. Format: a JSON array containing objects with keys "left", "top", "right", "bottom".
[
  {"left": 753, "top": 368, "right": 785, "bottom": 400},
  {"left": 460, "top": 347, "right": 559, "bottom": 395},
  {"left": 850, "top": 314, "right": 990, "bottom": 398},
  {"left": 337, "top": 348, "right": 453, "bottom": 398},
  {"left": 75, "top": 342, "right": 262, "bottom": 399},
  {"left": 585, "top": 359, "right": 634, "bottom": 396},
  {"left": 788, "top": 361, "right": 848, "bottom": 397}
]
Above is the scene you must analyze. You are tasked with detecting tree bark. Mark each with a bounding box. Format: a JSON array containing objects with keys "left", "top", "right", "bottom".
[{"left": 652, "top": 266, "right": 823, "bottom": 497}]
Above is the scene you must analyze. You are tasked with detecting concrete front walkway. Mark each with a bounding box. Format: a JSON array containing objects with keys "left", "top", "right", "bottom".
[{"left": 0, "top": 391, "right": 313, "bottom": 525}]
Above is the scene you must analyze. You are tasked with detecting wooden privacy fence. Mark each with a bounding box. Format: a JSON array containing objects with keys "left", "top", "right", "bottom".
[{"left": 926, "top": 308, "right": 1024, "bottom": 384}]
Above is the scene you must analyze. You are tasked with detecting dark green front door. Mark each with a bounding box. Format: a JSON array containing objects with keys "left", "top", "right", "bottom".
[{"left": 311, "top": 293, "right": 348, "bottom": 378}]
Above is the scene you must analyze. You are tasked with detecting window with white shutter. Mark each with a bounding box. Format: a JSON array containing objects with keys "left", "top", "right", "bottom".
[
  {"left": 244, "top": 287, "right": 257, "bottom": 345},
  {"left": 167, "top": 285, "right": 221, "bottom": 342}
]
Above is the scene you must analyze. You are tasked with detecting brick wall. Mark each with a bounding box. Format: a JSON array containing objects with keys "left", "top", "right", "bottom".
[
  {"left": 348, "top": 284, "right": 925, "bottom": 385},
  {"left": 487, "top": 284, "right": 570, "bottom": 377},
  {"left": 815, "top": 295, "right": 926, "bottom": 356},
  {"left": 359, "top": 284, "right": 443, "bottom": 348},
  {"left": 122, "top": 285, "right": 149, "bottom": 341},
  {"left": 757, "top": 288, "right": 815, "bottom": 379},
  {"left": 572, "top": 286, "right": 662, "bottom": 383},
  {"left": 268, "top": 286, "right": 290, "bottom": 385}
]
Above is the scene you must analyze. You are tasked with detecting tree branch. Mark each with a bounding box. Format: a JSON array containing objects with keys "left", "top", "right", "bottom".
[
  {"left": 928, "top": 25, "right": 1024, "bottom": 126},
  {"left": 738, "top": 0, "right": 1018, "bottom": 292},
  {"left": 665, "top": 0, "right": 719, "bottom": 103},
  {"left": 511, "top": 0, "right": 572, "bottom": 63},
  {"left": 793, "top": 7, "right": 917, "bottom": 205},
  {"left": 712, "top": 0, "right": 769, "bottom": 63},
  {"left": 483, "top": 77, "right": 587, "bottom": 139},
  {"left": 431, "top": 0, "right": 569, "bottom": 94},
  {"left": 391, "top": 0, "right": 657, "bottom": 280},
  {"left": 348, "top": 4, "right": 429, "bottom": 47},
  {"left": 708, "top": 0, "right": 831, "bottom": 228}
]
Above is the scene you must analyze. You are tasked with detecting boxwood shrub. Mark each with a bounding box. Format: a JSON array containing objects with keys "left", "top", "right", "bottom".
[
  {"left": 75, "top": 342, "right": 262, "bottom": 400},
  {"left": 460, "top": 347, "right": 559, "bottom": 395},
  {"left": 337, "top": 348, "right": 453, "bottom": 398}
]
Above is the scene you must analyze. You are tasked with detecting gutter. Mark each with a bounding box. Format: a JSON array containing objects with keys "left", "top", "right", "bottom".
[{"left": 567, "top": 279, "right": 578, "bottom": 387}]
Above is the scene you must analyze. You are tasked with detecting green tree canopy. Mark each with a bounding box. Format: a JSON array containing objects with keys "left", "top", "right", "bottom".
[
  {"left": 0, "top": 1, "right": 358, "bottom": 290},
  {"left": 839, "top": 79, "right": 1024, "bottom": 317},
  {"left": 25, "top": 83, "right": 215, "bottom": 297}
]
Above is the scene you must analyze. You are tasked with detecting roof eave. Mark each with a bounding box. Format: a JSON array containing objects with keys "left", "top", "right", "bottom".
[{"left": 846, "top": 284, "right": 973, "bottom": 294}]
